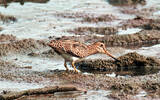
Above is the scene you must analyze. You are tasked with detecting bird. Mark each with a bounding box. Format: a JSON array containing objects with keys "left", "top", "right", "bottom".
[{"left": 48, "top": 40, "right": 119, "bottom": 73}]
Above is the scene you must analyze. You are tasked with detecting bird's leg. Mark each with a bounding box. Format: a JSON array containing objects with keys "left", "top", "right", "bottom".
[
  {"left": 64, "top": 60, "right": 69, "bottom": 71},
  {"left": 71, "top": 61, "right": 78, "bottom": 73}
]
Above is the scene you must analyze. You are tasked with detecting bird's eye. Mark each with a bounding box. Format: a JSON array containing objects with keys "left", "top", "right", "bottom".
[{"left": 100, "top": 44, "right": 103, "bottom": 47}]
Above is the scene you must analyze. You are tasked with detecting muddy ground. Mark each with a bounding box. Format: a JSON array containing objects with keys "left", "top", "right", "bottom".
[
  {"left": 0, "top": 34, "right": 160, "bottom": 100},
  {"left": 108, "top": 0, "right": 146, "bottom": 6},
  {"left": 0, "top": 0, "right": 49, "bottom": 7},
  {"left": 0, "top": 0, "right": 160, "bottom": 99},
  {"left": 0, "top": 13, "right": 17, "bottom": 23}
]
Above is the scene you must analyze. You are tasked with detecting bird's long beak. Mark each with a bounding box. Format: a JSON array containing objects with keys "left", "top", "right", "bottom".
[{"left": 105, "top": 50, "right": 119, "bottom": 61}]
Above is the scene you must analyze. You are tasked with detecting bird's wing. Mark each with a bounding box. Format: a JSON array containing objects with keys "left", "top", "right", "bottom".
[
  {"left": 49, "top": 40, "right": 88, "bottom": 58},
  {"left": 67, "top": 42, "right": 87, "bottom": 58}
]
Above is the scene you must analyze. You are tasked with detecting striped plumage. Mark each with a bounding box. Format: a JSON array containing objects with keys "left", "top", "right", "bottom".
[{"left": 48, "top": 40, "right": 118, "bottom": 72}]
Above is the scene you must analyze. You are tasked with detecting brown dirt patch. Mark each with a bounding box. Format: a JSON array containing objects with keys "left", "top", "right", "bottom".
[
  {"left": 68, "top": 27, "right": 118, "bottom": 35},
  {"left": 0, "top": 13, "right": 17, "bottom": 23},
  {"left": 103, "top": 30, "right": 160, "bottom": 47},
  {"left": 44, "top": 70, "right": 160, "bottom": 99},
  {"left": 58, "top": 30, "right": 160, "bottom": 48},
  {"left": 108, "top": 0, "right": 146, "bottom": 6},
  {"left": 0, "top": 85, "right": 86, "bottom": 100},
  {"left": 0, "top": 59, "right": 16, "bottom": 69},
  {"left": 0, "top": 34, "right": 16, "bottom": 42},
  {"left": 0, "top": 60, "right": 48, "bottom": 83},
  {"left": 120, "top": 16, "right": 160, "bottom": 31},
  {"left": 28, "top": 49, "right": 55, "bottom": 57},
  {"left": 81, "top": 14, "right": 117, "bottom": 23},
  {"left": 0, "top": 38, "right": 47, "bottom": 56},
  {"left": 55, "top": 12, "right": 93, "bottom": 19},
  {"left": 77, "top": 52, "right": 160, "bottom": 74},
  {"left": 55, "top": 12, "right": 117, "bottom": 23},
  {"left": 121, "top": 7, "right": 157, "bottom": 16},
  {"left": 0, "top": 27, "right": 2, "bottom": 31},
  {"left": 0, "top": 60, "right": 160, "bottom": 99},
  {"left": 142, "top": 19, "right": 160, "bottom": 30},
  {"left": 120, "top": 16, "right": 153, "bottom": 29}
]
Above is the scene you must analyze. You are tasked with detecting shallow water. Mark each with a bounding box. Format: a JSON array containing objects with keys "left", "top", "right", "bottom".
[
  {"left": 127, "top": 44, "right": 160, "bottom": 58},
  {"left": 0, "top": 0, "right": 140, "bottom": 39},
  {"left": 0, "top": 80, "right": 45, "bottom": 92},
  {"left": 117, "top": 28, "right": 142, "bottom": 35},
  {"left": 54, "top": 90, "right": 111, "bottom": 100},
  {"left": 2, "top": 54, "right": 66, "bottom": 71}
]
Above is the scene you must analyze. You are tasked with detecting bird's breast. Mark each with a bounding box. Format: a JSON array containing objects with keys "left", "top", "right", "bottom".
[{"left": 61, "top": 53, "right": 80, "bottom": 62}]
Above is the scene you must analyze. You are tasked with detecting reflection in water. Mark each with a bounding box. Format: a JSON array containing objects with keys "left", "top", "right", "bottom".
[
  {"left": 79, "top": 66, "right": 160, "bottom": 76},
  {"left": 0, "top": 0, "right": 49, "bottom": 7},
  {"left": 20, "top": 90, "right": 111, "bottom": 100}
]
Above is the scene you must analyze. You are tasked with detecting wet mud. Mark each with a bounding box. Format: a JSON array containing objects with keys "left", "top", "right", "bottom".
[
  {"left": 81, "top": 14, "right": 117, "bottom": 23},
  {"left": 55, "top": 12, "right": 93, "bottom": 19},
  {"left": 0, "top": 27, "right": 2, "bottom": 31},
  {"left": 108, "top": 0, "right": 146, "bottom": 6},
  {"left": 0, "top": 85, "right": 86, "bottom": 100},
  {"left": 42, "top": 70, "right": 160, "bottom": 100},
  {"left": 0, "top": 37, "right": 47, "bottom": 56},
  {"left": 120, "top": 16, "right": 153, "bottom": 29},
  {"left": 61, "top": 30, "right": 160, "bottom": 48},
  {"left": 0, "top": 13, "right": 17, "bottom": 31},
  {"left": 0, "top": 34, "right": 16, "bottom": 42},
  {"left": 77, "top": 52, "right": 160, "bottom": 75},
  {"left": 142, "top": 19, "right": 160, "bottom": 30},
  {"left": 120, "top": 16, "right": 160, "bottom": 30},
  {"left": 1, "top": 65, "right": 160, "bottom": 100},
  {"left": 68, "top": 27, "right": 118, "bottom": 35},
  {"left": 121, "top": 7, "right": 157, "bottom": 16},
  {"left": 103, "top": 30, "right": 160, "bottom": 47},
  {"left": 0, "top": 0, "right": 49, "bottom": 7},
  {"left": 0, "top": 0, "right": 160, "bottom": 100},
  {"left": 0, "top": 51, "right": 160, "bottom": 99},
  {"left": 55, "top": 12, "right": 118, "bottom": 23},
  {"left": 0, "top": 13, "right": 17, "bottom": 23}
]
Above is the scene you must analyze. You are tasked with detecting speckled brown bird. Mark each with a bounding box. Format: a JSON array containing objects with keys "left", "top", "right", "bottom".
[{"left": 48, "top": 40, "right": 118, "bottom": 72}]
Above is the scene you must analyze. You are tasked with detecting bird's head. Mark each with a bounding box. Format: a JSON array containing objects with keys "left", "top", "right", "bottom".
[
  {"left": 47, "top": 40, "right": 55, "bottom": 47},
  {"left": 94, "top": 42, "right": 119, "bottom": 61}
]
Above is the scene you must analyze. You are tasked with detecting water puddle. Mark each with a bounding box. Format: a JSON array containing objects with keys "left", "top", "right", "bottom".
[
  {"left": 75, "top": 90, "right": 111, "bottom": 100},
  {"left": 80, "top": 67, "right": 160, "bottom": 77},
  {"left": 2, "top": 54, "right": 67, "bottom": 71},
  {"left": 127, "top": 44, "right": 160, "bottom": 58},
  {"left": 0, "top": 0, "right": 136, "bottom": 40},
  {"left": 136, "top": 91, "right": 147, "bottom": 97},
  {"left": 20, "top": 89, "right": 111, "bottom": 100},
  {"left": 0, "top": 80, "right": 45, "bottom": 93},
  {"left": 117, "top": 28, "right": 142, "bottom": 35}
]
